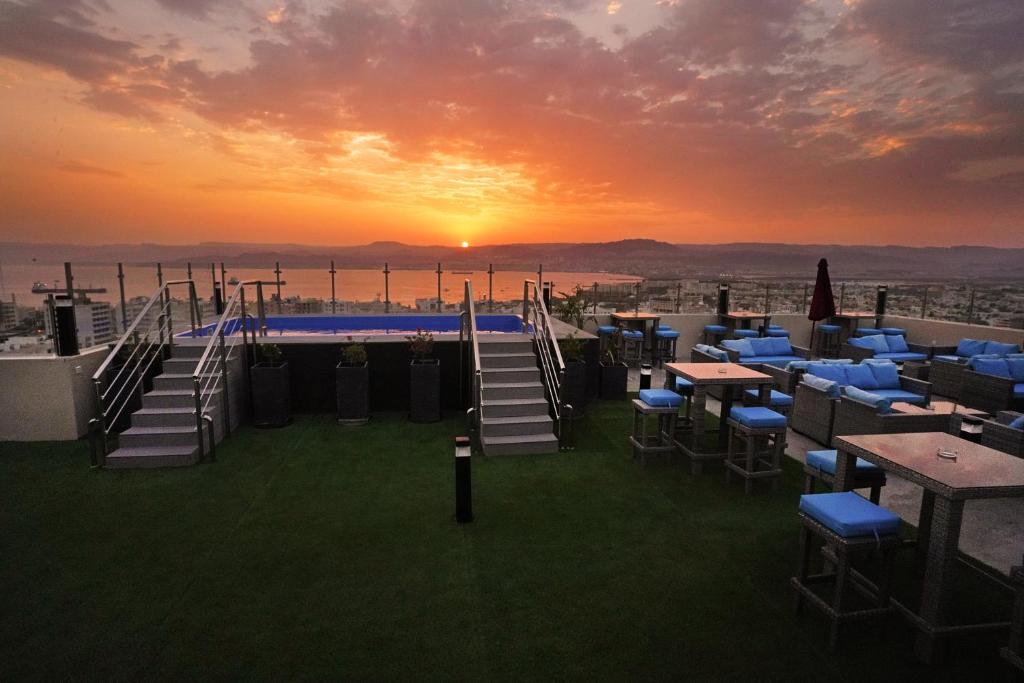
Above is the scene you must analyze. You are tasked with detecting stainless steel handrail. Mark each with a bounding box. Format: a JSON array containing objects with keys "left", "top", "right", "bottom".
[
  {"left": 464, "top": 279, "right": 483, "bottom": 436},
  {"left": 522, "top": 279, "right": 571, "bottom": 449}
]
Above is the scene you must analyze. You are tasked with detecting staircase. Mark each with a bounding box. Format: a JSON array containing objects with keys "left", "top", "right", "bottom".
[
  {"left": 478, "top": 333, "right": 560, "bottom": 456},
  {"left": 104, "top": 344, "right": 243, "bottom": 469}
]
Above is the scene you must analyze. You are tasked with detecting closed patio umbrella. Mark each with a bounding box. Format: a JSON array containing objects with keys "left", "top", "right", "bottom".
[{"left": 808, "top": 258, "right": 836, "bottom": 349}]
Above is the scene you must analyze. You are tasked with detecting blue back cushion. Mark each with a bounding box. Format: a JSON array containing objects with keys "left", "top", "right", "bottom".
[
  {"left": 971, "top": 358, "right": 1011, "bottom": 378},
  {"left": 1006, "top": 358, "right": 1024, "bottom": 382},
  {"left": 749, "top": 337, "right": 776, "bottom": 356},
  {"left": 768, "top": 337, "right": 793, "bottom": 355},
  {"left": 861, "top": 335, "right": 889, "bottom": 354},
  {"left": 866, "top": 361, "right": 901, "bottom": 389},
  {"left": 808, "top": 363, "right": 847, "bottom": 385},
  {"left": 822, "top": 358, "right": 853, "bottom": 365},
  {"left": 845, "top": 363, "right": 879, "bottom": 390},
  {"left": 885, "top": 335, "right": 909, "bottom": 353},
  {"left": 956, "top": 338, "right": 987, "bottom": 357},
  {"left": 844, "top": 386, "right": 892, "bottom": 414},
  {"left": 985, "top": 341, "right": 1020, "bottom": 356},
  {"left": 721, "top": 339, "right": 753, "bottom": 357},
  {"left": 846, "top": 337, "right": 873, "bottom": 350}
]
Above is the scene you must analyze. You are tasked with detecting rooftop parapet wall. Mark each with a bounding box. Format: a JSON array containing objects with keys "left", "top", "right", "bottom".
[{"left": 879, "top": 315, "right": 1024, "bottom": 346}]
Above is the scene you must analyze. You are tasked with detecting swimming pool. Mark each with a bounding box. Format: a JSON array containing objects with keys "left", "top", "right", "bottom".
[{"left": 181, "top": 314, "right": 527, "bottom": 338}]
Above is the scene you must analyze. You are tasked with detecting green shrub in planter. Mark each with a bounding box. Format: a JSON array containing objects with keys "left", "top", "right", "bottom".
[
  {"left": 599, "top": 335, "right": 628, "bottom": 400},
  {"left": 337, "top": 341, "right": 369, "bottom": 425},
  {"left": 252, "top": 343, "right": 290, "bottom": 427},
  {"left": 407, "top": 329, "right": 440, "bottom": 423},
  {"left": 559, "top": 333, "right": 587, "bottom": 418}
]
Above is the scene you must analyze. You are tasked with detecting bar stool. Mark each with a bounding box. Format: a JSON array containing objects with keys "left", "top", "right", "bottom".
[
  {"left": 854, "top": 327, "right": 881, "bottom": 337},
  {"left": 1002, "top": 556, "right": 1024, "bottom": 673},
  {"left": 803, "top": 449, "right": 886, "bottom": 504},
  {"left": 703, "top": 324, "right": 727, "bottom": 345},
  {"left": 742, "top": 388, "right": 793, "bottom": 417},
  {"left": 791, "top": 492, "right": 901, "bottom": 648},
  {"left": 630, "top": 389, "right": 681, "bottom": 466},
  {"left": 724, "top": 406, "right": 788, "bottom": 493},
  {"left": 733, "top": 328, "right": 759, "bottom": 339},
  {"left": 765, "top": 325, "right": 790, "bottom": 338},
  {"left": 673, "top": 377, "right": 695, "bottom": 430},
  {"left": 597, "top": 325, "right": 618, "bottom": 357},
  {"left": 654, "top": 328, "right": 680, "bottom": 366},
  {"left": 620, "top": 328, "right": 644, "bottom": 366},
  {"left": 815, "top": 323, "right": 841, "bottom": 357},
  {"left": 879, "top": 327, "right": 906, "bottom": 336}
]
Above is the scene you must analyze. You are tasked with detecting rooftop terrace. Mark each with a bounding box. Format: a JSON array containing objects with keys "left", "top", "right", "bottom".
[{"left": 1, "top": 398, "right": 1013, "bottom": 680}]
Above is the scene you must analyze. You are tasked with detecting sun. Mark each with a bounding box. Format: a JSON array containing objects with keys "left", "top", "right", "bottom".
[{"left": 460, "top": 241, "right": 469, "bottom": 248}]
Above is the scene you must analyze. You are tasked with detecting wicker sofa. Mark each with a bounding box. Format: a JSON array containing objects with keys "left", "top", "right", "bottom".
[
  {"left": 831, "top": 394, "right": 948, "bottom": 446},
  {"left": 925, "top": 339, "right": 1022, "bottom": 400},
  {"left": 720, "top": 337, "right": 810, "bottom": 367},
  {"left": 976, "top": 412, "right": 1024, "bottom": 457},
  {"left": 791, "top": 382, "right": 840, "bottom": 445},
  {"left": 960, "top": 357, "right": 1024, "bottom": 415},
  {"left": 841, "top": 334, "right": 929, "bottom": 363}
]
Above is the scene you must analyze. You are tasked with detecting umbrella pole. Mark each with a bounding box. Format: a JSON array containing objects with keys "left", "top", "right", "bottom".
[{"left": 809, "top": 320, "right": 817, "bottom": 357}]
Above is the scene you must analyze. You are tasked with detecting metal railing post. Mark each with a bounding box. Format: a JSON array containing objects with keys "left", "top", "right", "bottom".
[
  {"left": 188, "top": 281, "right": 197, "bottom": 335},
  {"left": 218, "top": 329, "right": 231, "bottom": 437},
  {"left": 329, "top": 260, "right": 337, "bottom": 314},
  {"left": 593, "top": 282, "right": 598, "bottom": 314},
  {"left": 966, "top": 287, "right": 976, "bottom": 325},
  {"left": 436, "top": 262, "right": 443, "bottom": 309},
  {"left": 838, "top": 282, "right": 846, "bottom": 314},
  {"left": 802, "top": 282, "right": 808, "bottom": 313},
  {"left": 117, "top": 263, "right": 128, "bottom": 332},
  {"left": 384, "top": 262, "right": 391, "bottom": 313},
  {"left": 193, "top": 376, "right": 205, "bottom": 460},
  {"left": 920, "top": 286, "right": 929, "bottom": 319},
  {"left": 522, "top": 281, "right": 530, "bottom": 331},
  {"left": 488, "top": 263, "right": 494, "bottom": 312},
  {"left": 274, "top": 262, "right": 282, "bottom": 314},
  {"left": 675, "top": 282, "right": 681, "bottom": 313}
]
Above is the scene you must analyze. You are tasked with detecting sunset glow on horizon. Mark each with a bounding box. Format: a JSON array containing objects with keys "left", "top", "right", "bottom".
[{"left": 1, "top": 0, "right": 1023, "bottom": 247}]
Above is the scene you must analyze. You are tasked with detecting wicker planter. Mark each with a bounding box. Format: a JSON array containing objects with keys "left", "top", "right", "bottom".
[
  {"left": 599, "top": 361, "right": 628, "bottom": 400},
  {"left": 409, "top": 359, "right": 440, "bottom": 423},
  {"left": 562, "top": 360, "right": 587, "bottom": 418},
  {"left": 252, "top": 361, "right": 290, "bottom": 428},
  {"left": 336, "top": 361, "right": 369, "bottom": 425}
]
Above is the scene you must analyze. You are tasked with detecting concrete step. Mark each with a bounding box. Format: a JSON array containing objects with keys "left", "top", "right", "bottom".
[
  {"left": 153, "top": 372, "right": 220, "bottom": 392},
  {"left": 119, "top": 425, "right": 202, "bottom": 449},
  {"left": 481, "top": 433, "right": 559, "bottom": 456},
  {"left": 481, "top": 366, "right": 542, "bottom": 384},
  {"left": 482, "top": 382, "right": 545, "bottom": 401},
  {"left": 480, "top": 352, "right": 537, "bottom": 369},
  {"left": 477, "top": 336, "right": 533, "bottom": 354},
  {"left": 142, "top": 388, "right": 221, "bottom": 409},
  {"left": 161, "top": 357, "right": 227, "bottom": 375},
  {"left": 105, "top": 445, "right": 200, "bottom": 469},
  {"left": 481, "top": 397, "right": 550, "bottom": 418},
  {"left": 481, "top": 414, "right": 554, "bottom": 438},
  {"left": 131, "top": 406, "right": 213, "bottom": 428},
  {"left": 170, "top": 344, "right": 209, "bottom": 359}
]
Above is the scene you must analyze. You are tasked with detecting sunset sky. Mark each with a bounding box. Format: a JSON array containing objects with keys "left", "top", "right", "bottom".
[{"left": 1, "top": 0, "right": 1022, "bottom": 247}]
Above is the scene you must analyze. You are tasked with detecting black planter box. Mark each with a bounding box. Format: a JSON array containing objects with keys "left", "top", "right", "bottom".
[
  {"left": 599, "top": 362, "right": 628, "bottom": 400},
  {"left": 410, "top": 359, "right": 441, "bottom": 423},
  {"left": 562, "top": 360, "right": 588, "bottom": 418},
  {"left": 252, "top": 361, "right": 290, "bottom": 427},
  {"left": 336, "top": 362, "right": 369, "bottom": 424}
]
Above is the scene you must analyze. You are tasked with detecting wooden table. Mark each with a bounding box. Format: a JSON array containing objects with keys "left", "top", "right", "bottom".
[
  {"left": 611, "top": 312, "right": 661, "bottom": 360},
  {"left": 830, "top": 311, "right": 876, "bottom": 342},
  {"left": 833, "top": 432, "right": 1024, "bottom": 662},
  {"left": 663, "top": 362, "right": 774, "bottom": 473},
  {"left": 719, "top": 311, "right": 767, "bottom": 334},
  {"left": 890, "top": 401, "right": 986, "bottom": 418}
]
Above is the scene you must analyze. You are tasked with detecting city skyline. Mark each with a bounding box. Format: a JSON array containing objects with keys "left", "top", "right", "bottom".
[{"left": 2, "top": 0, "right": 1023, "bottom": 247}]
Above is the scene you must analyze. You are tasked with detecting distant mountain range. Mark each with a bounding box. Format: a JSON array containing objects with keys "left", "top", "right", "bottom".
[{"left": 2, "top": 239, "right": 1022, "bottom": 281}]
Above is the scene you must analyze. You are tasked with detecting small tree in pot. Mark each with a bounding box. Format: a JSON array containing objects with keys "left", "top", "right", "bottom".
[
  {"left": 407, "top": 328, "right": 440, "bottom": 423},
  {"left": 252, "top": 343, "right": 290, "bottom": 427},
  {"left": 599, "top": 331, "right": 628, "bottom": 400},
  {"left": 554, "top": 285, "right": 589, "bottom": 329},
  {"left": 558, "top": 333, "right": 587, "bottom": 418},
  {"left": 336, "top": 338, "right": 369, "bottom": 425}
]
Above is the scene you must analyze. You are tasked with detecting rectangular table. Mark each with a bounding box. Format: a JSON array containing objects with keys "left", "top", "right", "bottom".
[
  {"left": 830, "top": 311, "right": 876, "bottom": 342},
  {"left": 611, "top": 312, "right": 661, "bottom": 360},
  {"left": 663, "top": 362, "right": 774, "bottom": 473},
  {"left": 833, "top": 432, "right": 1024, "bottom": 662}
]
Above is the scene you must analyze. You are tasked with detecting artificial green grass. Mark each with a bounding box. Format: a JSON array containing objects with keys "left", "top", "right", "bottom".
[{"left": 0, "top": 401, "right": 1010, "bottom": 681}]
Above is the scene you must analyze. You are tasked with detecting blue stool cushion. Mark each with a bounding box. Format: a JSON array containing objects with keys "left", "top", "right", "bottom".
[
  {"left": 806, "top": 449, "right": 880, "bottom": 474},
  {"left": 704, "top": 324, "right": 728, "bottom": 334},
  {"left": 799, "top": 492, "right": 900, "bottom": 538},
  {"left": 639, "top": 389, "right": 682, "bottom": 408},
  {"left": 657, "top": 324, "right": 674, "bottom": 331},
  {"left": 743, "top": 389, "right": 793, "bottom": 406},
  {"left": 880, "top": 327, "right": 906, "bottom": 336},
  {"left": 818, "top": 324, "right": 841, "bottom": 333},
  {"left": 655, "top": 329, "right": 680, "bottom": 339},
  {"left": 768, "top": 324, "right": 784, "bottom": 329},
  {"left": 674, "top": 377, "right": 694, "bottom": 394},
  {"left": 855, "top": 327, "right": 881, "bottom": 336},
  {"left": 733, "top": 329, "right": 759, "bottom": 338},
  {"left": 597, "top": 325, "right": 618, "bottom": 335},
  {"left": 765, "top": 328, "right": 790, "bottom": 337},
  {"left": 730, "top": 406, "right": 787, "bottom": 429},
  {"left": 621, "top": 329, "right": 644, "bottom": 340}
]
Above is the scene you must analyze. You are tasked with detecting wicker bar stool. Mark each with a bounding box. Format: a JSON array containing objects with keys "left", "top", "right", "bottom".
[
  {"left": 629, "top": 389, "right": 682, "bottom": 466},
  {"left": 815, "top": 324, "right": 842, "bottom": 357},
  {"left": 742, "top": 388, "right": 794, "bottom": 417},
  {"left": 766, "top": 325, "right": 791, "bottom": 338},
  {"left": 733, "top": 328, "right": 759, "bottom": 339},
  {"left": 1002, "top": 556, "right": 1024, "bottom": 673},
  {"left": 654, "top": 328, "right": 680, "bottom": 366},
  {"left": 724, "top": 406, "right": 788, "bottom": 494},
  {"left": 597, "top": 325, "right": 618, "bottom": 357},
  {"left": 703, "top": 324, "right": 727, "bottom": 345},
  {"left": 803, "top": 449, "right": 886, "bottom": 504},
  {"left": 620, "top": 328, "right": 644, "bottom": 366},
  {"left": 791, "top": 492, "right": 901, "bottom": 648}
]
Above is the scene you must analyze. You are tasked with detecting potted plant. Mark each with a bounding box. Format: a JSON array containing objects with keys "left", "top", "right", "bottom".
[
  {"left": 554, "top": 285, "right": 589, "bottom": 329},
  {"left": 559, "top": 333, "right": 587, "bottom": 418},
  {"left": 599, "top": 331, "right": 628, "bottom": 400},
  {"left": 252, "top": 343, "right": 290, "bottom": 427},
  {"left": 407, "top": 328, "right": 440, "bottom": 423},
  {"left": 336, "top": 338, "right": 369, "bottom": 425}
]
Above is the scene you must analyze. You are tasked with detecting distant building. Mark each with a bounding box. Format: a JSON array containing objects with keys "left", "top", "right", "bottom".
[
  {"left": 44, "top": 298, "right": 116, "bottom": 349},
  {"left": 0, "top": 299, "right": 17, "bottom": 331}
]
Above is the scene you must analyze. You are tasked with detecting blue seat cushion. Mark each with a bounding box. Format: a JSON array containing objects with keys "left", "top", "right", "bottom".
[
  {"left": 971, "top": 357, "right": 1011, "bottom": 378},
  {"left": 885, "top": 334, "right": 910, "bottom": 353},
  {"left": 880, "top": 327, "right": 906, "bottom": 336},
  {"left": 799, "top": 492, "right": 900, "bottom": 538},
  {"left": 704, "top": 324, "right": 728, "bottom": 334},
  {"left": 639, "top": 389, "right": 682, "bottom": 408},
  {"left": 743, "top": 389, "right": 793, "bottom": 406},
  {"left": 874, "top": 352, "right": 928, "bottom": 362},
  {"left": 874, "top": 389, "right": 927, "bottom": 405},
  {"left": 621, "top": 329, "right": 644, "bottom": 340},
  {"left": 818, "top": 324, "right": 841, "bottom": 333},
  {"left": 1009, "top": 359, "right": 1024, "bottom": 382},
  {"left": 1015, "top": 384, "right": 1024, "bottom": 399},
  {"left": 806, "top": 449, "right": 881, "bottom": 475},
  {"left": 733, "top": 329, "right": 759, "bottom": 338},
  {"left": 674, "top": 377, "right": 694, "bottom": 394},
  {"left": 956, "top": 338, "right": 987, "bottom": 357},
  {"left": 844, "top": 386, "right": 892, "bottom": 414},
  {"left": 845, "top": 363, "right": 879, "bottom": 390},
  {"left": 730, "top": 406, "right": 787, "bottom": 429},
  {"left": 597, "top": 325, "right": 618, "bottom": 334},
  {"left": 856, "top": 327, "right": 881, "bottom": 337},
  {"left": 986, "top": 341, "right": 1021, "bottom": 356},
  {"left": 655, "top": 329, "right": 680, "bottom": 339},
  {"left": 808, "top": 363, "right": 847, "bottom": 384},
  {"left": 743, "top": 355, "right": 804, "bottom": 368},
  {"left": 765, "top": 328, "right": 790, "bottom": 337}
]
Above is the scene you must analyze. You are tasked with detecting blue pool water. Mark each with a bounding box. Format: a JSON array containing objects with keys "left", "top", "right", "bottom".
[{"left": 182, "top": 314, "right": 526, "bottom": 337}]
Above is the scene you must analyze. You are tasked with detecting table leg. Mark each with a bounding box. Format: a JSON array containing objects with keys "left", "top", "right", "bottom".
[
  {"left": 718, "top": 387, "right": 734, "bottom": 451},
  {"left": 832, "top": 446, "right": 858, "bottom": 492},
  {"left": 692, "top": 386, "right": 706, "bottom": 443},
  {"left": 915, "top": 490, "right": 935, "bottom": 574},
  {"left": 914, "top": 496, "right": 965, "bottom": 663},
  {"left": 758, "top": 382, "right": 770, "bottom": 406}
]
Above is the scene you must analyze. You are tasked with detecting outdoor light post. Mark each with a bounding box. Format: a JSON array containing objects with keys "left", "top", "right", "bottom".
[
  {"left": 454, "top": 436, "right": 473, "bottom": 523},
  {"left": 436, "top": 262, "right": 443, "bottom": 309},
  {"left": 639, "top": 363, "right": 652, "bottom": 391},
  {"left": 329, "top": 260, "right": 337, "bottom": 314},
  {"left": 274, "top": 261, "right": 282, "bottom": 314},
  {"left": 383, "top": 262, "right": 391, "bottom": 312}
]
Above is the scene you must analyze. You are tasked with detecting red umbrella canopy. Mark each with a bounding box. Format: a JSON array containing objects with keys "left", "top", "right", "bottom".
[{"left": 808, "top": 258, "right": 836, "bottom": 321}]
